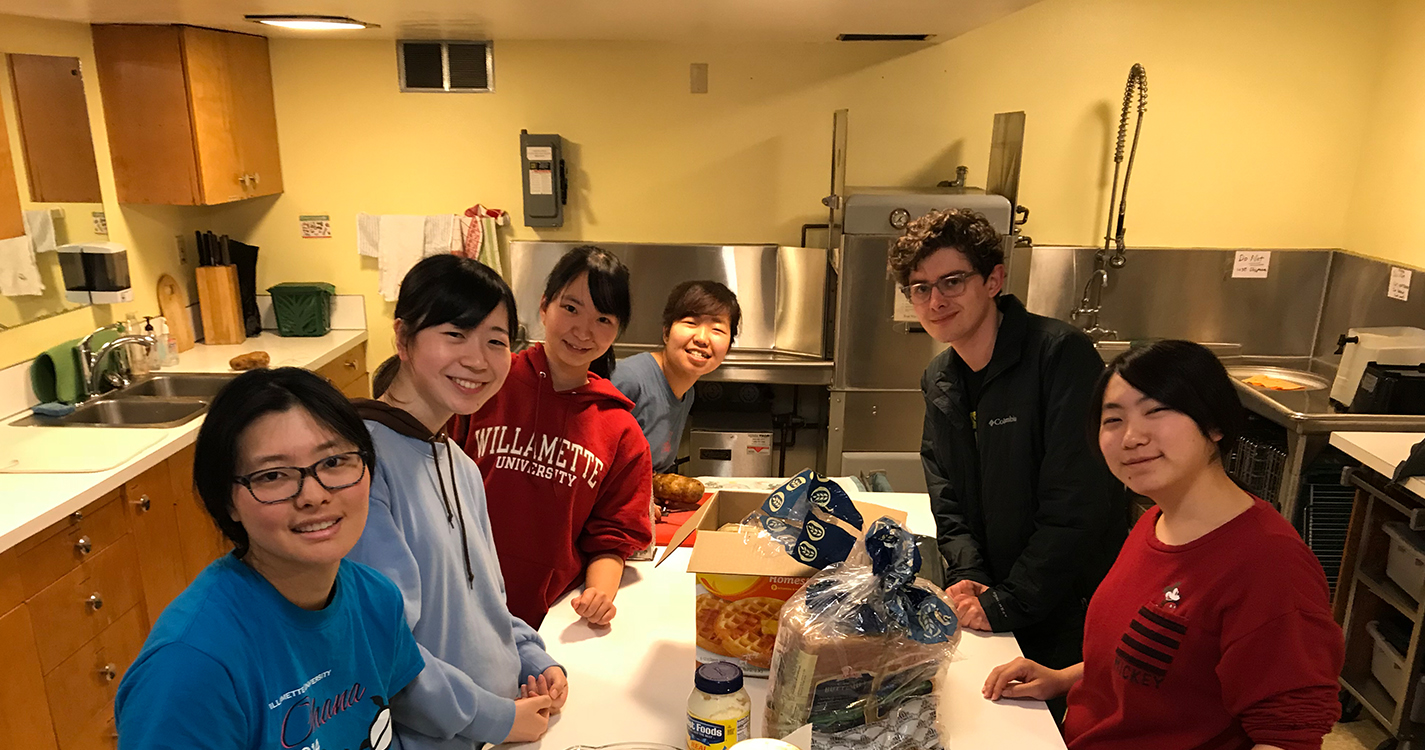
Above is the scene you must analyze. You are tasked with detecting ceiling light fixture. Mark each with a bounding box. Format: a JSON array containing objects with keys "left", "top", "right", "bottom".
[{"left": 245, "top": 14, "right": 376, "bottom": 30}]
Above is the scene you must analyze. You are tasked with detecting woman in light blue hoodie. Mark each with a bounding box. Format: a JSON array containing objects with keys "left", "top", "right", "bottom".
[{"left": 348, "top": 254, "right": 565, "bottom": 748}]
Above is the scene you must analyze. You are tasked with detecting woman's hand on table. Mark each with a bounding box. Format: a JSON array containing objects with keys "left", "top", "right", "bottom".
[
  {"left": 571, "top": 587, "right": 617, "bottom": 625},
  {"left": 982, "top": 658, "right": 1083, "bottom": 702},
  {"left": 520, "top": 668, "right": 569, "bottom": 711},
  {"left": 506, "top": 694, "right": 553, "bottom": 743}
]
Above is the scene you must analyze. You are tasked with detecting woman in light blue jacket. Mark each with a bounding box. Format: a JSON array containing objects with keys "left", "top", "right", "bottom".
[{"left": 348, "top": 254, "right": 565, "bottom": 748}]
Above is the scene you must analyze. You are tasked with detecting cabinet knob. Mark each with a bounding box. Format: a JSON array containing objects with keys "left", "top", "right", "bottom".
[
  {"left": 86, "top": 592, "right": 104, "bottom": 611},
  {"left": 252, "top": 172, "right": 261, "bottom": 185},
  {"left": 99, "top": 663, "right": 118, "bottom": 682},
  {"left": 344, "top": 360, "right": 357, "bottom": 369},
  {"left": 75, "top": 536, "right": 93, "bottom": 555},
  {"left": 70, "top": 510, "right": 84, "bottom": 524},
  {"left": 132, "top": 494, "right": 151, "bottom": 513}
]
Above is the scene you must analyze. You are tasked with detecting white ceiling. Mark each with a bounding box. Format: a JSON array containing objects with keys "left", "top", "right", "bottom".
[{"left": 3, "top": 0, "right": 1044, "bottom": 42}]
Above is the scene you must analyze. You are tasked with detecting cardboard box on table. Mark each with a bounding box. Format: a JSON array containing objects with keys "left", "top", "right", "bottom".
[{"left": 657, "top": 489, "right": 907, "bottom": 678}]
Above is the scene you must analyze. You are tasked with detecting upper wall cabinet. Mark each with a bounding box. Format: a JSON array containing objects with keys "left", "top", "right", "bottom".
[
  {"left": 7, "top": 54, "right": 103, "bottom": 204},
  {"left": 0, "top": 95, "right": 24, "bottom": 240},
  {"left": 91, "top": 25, "right": 284, "bottom": 205}
]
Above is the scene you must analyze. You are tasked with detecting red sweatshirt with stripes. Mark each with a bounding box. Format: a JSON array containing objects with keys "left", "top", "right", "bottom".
[{"left": 1063, "top": 498, "right": 1343, "bottom": 750}]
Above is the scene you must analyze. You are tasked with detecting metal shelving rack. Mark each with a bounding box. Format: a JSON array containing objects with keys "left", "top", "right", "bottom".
[{"left": 1339, "top": 467, "right": 1425, "bottom": 748}]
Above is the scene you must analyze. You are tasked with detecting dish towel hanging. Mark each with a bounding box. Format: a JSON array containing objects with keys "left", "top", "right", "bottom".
[
  {"left": 460, "top": 204, "right": 507, "bottom": 277},
  {"left": 0, "top": 234, "right": 44, "bottom": 296},
  {"left": 22, "top": 210, "right": 56, "bottom": 254}
]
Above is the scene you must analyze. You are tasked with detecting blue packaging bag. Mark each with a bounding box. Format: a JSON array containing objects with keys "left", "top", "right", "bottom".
[{"left": 750, "top": 470, "right": 866, "bottom": 569}]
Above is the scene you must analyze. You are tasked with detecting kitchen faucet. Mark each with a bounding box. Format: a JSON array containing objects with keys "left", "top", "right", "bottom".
[
  {"left": 78, "top": 323, "right": 156, "bottom": 397},
  {"left": 1074, "top": 63, "right": 1147, "bottom": 341},
  {"left": 1072, "top": 268, "right": 1117, "bottom": 342}
]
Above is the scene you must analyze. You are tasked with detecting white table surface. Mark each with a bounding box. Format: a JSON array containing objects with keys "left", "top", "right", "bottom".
[
  {"left": 0, "top": 330, "right": 366, "bottom": 553},
  {"left": 1329, "top": 431, "right": 1425, "bottom": 498},
  {"left": 509, "top": 488, "right": 1065, "bottom": 750}
]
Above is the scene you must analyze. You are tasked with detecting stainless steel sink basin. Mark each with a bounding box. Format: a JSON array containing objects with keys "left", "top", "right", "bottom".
[
  {"left": 111, "top": 373, "right": 238, "bottom": 399},
  {"left": 14, "top": 398, "right": 209, "bottom": 428}
]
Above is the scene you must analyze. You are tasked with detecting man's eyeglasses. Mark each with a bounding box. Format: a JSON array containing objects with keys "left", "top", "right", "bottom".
[
  {"left": 901, "top": 272, "right": 977, "bottom": 304},
  {"left": 233, "top": 451, "right": 368, "bottom": 505}
]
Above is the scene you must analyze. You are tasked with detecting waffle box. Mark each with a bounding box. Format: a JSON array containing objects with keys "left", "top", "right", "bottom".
[{"left": 657, "top": 488, "right": 907, "bottom": 678}]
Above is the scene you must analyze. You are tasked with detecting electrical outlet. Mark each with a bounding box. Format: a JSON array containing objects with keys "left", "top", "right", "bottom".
[{"left": 175, "top": 234, "right": 188, "bottom": 265}]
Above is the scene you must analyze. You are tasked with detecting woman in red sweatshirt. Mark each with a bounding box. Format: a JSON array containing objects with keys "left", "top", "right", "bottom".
[
  {"left": 452, "top": 245, "right": 653, "bottom": 629},
  {"left": 983, "top": 340, "right": 1343, "bottom": 750}
]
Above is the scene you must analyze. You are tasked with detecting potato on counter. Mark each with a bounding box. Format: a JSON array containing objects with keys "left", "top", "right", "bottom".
[
  {"left": 229, "top": 351, "right": 270, "bottom": 370},
  {"left": 653, "top": 473, "right": 705, "bottom": 510}
]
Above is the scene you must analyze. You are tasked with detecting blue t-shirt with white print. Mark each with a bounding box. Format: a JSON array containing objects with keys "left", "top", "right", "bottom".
[{"left": 116, "top": 553, "right": 424, "bottom": 750}]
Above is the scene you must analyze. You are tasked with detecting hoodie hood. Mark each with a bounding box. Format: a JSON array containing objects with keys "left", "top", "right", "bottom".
[
  {"left": 516, "top": 343, "right": 636, "bottom": 409},
  {"left": 353, "top": 398, "right": 442, "bottom": 442},
  {"left": 354, "top": 398, "right": 476, "bottom": 588}
]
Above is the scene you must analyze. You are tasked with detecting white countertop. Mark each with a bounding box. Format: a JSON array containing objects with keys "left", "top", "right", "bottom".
[
  {"left": 515, "top": 488, "right": 1065, "bottom": 750},
  {"left": 0, "top": 330, "right": 367, "bottom": 554},
  {"left": 1329, "top": 431, "right": 1425, "bottom": 498}
]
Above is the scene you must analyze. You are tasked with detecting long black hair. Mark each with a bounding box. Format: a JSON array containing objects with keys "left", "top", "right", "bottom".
[
  {"left": 541, "top": 245, "right": 631, "bottom": 379},
  {"left": 1089, "top": 339, "right": 1244, "bottom": 463},
  {"left": 193, "top": 367, "right": 375, "bottom": 556},
  {"left": 374, "top": 254, "right": 519, "bottom": 397}
]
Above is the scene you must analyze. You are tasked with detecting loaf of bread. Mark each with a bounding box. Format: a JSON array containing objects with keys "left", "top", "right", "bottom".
[{"left": 229, "top": 351, "right": 270, "bottom": 371}]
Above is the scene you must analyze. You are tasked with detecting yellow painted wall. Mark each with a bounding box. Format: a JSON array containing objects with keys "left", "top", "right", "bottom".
[
  {"left": 1345, "top": 0, "right": 1425, "bottom": 267},
  {"left": 0, "top": 0, "right": 1397, "bottom": 370},
  {"left": 184, "top": 0, "right": 1387, "bottom": 369},
  {"left": 0, "top": 15, "right": 194, "bottom": 369}
]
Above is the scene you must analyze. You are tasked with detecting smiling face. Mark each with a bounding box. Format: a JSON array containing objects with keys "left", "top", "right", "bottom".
[
  {"left": 907, "top": 246, "right": 1003, "bottom": 345},
  {"left": 230, "top": 407, "right": 370, "bottom": 580},
  {"left": 393, "top": 302, "right": 513, "bottom": 425},
  {"left": 540, "top": 272, "right": 621, "bottom": 375},
  {"left": 663, "top": 312, "right": 732, "bottom": 378},
  {"left": 1097, "top": 374, "right": 1223, "bottom": 498}
]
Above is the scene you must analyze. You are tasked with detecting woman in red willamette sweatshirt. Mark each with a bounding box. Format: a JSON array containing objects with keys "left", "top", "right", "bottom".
[
  {"left": 983, "top": 340, "right": 1343, "bottom": 750},
  {"left": 452, "top": 246, "right": 653, "bottom": 630}
]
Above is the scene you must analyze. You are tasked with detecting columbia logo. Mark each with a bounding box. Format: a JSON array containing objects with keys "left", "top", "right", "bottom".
[{"left": 987, "top": 416, "right": 1018, "bottom": 427}]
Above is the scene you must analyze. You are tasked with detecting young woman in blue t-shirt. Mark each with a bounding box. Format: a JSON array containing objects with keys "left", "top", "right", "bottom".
[{"left": 116, "top": 368, "right": 424, "bottom": 750}]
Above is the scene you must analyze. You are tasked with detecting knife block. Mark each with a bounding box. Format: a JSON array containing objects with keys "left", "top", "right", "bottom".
[{"left": 196, "top": 265, "right": 246, "bottom": 345}]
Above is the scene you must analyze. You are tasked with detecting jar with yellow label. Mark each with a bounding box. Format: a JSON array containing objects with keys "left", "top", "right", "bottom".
[{"left": 687, "top": 662, "right": 752, "bottom": 750}]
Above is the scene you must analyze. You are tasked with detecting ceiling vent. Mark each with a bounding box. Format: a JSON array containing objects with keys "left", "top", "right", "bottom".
[
  {"left": 398, "top": 40, "right": 493, "bottom": 92},
  {"left": 836, "top": 33, "right": 934, "bottom": 42}
]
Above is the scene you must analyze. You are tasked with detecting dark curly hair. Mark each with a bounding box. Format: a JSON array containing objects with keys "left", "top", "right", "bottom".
[{"left": 886, "top": 208, "right": 1004, "bottom": 288}]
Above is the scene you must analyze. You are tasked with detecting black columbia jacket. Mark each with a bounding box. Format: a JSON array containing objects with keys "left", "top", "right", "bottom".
[{"left": 921, "top": 294, "right": 1127, "bottom": 667}]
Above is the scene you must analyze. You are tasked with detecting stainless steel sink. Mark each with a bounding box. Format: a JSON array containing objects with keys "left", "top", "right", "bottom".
[
  {"left": 111, "top": 373, "right": 238, "bottom": 399},
  {"left": 14, "top": 398, "right": 209, "bottom": 428}
]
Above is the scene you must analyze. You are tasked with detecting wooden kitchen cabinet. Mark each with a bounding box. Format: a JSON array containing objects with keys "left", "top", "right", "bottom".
[
  {"left": 124, "top": 463, "right": 187, "bottom": 624},
  {"left": 168, "top": 443, "right": 231, "bottom": 581},
  {"left": 0, "top": 82, "right": 25, "bottom": 240},
  {"left": 0, "top": 605, "right": 60, "bottom": 750},
  {"left": 91, "top": 24, "right": 283, "bottom": 205},
  {"left": 45, "top": 605, "right": 144, "bottom": 750},
  {"left": 317, "top": 340, "right": 371, "bottom": 399}
]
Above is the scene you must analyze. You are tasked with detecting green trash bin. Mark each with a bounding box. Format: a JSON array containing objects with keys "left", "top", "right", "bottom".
[{"left": 268, "top": 282, "right": 336, "bottom": 337}]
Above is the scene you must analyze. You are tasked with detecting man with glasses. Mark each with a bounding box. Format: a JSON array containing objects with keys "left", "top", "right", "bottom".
[{"left": 889, "top": 208, "right": 1126, "bottom": 706}]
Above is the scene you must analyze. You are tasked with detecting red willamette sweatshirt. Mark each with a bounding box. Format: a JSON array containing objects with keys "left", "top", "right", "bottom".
[
  {"left": 450, "top": 344, "right": 654, "bottom": 628},
  {"left": 1063, "top": 498, "right": 1343, "bottom": 750}
]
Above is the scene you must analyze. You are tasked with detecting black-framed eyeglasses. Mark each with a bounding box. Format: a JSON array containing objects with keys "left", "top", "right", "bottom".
[
  {"left": 901, "top": 271, "right": 977, "bottom": 304},
  {"left": 233, "top": 451, "right": 368, "bottom": 505}
]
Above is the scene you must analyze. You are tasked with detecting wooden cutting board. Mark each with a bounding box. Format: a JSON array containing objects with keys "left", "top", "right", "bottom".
[{"left": 156, "top": 273, "right": 195, "bottom": 352}]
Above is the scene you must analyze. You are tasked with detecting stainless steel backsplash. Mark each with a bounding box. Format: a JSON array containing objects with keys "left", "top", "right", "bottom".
[
  {"left": 1018, "top": 246, "right": 1336, "bottom": 357},
  {"left": 506, "top": 241, "right": 829, "bottom": 357}
]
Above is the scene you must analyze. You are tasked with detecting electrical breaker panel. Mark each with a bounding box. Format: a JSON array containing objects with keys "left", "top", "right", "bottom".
[{"left": 520, "top": 130, "right": 565, "bottom": 228}]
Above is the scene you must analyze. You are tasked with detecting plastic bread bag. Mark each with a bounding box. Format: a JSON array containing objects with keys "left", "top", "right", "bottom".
[
  {"left": 765, "top": 517, "right": 960, "bottom": 750},
  {"left": 741, "top": 470, "right": 865, "bottom": 568}
]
